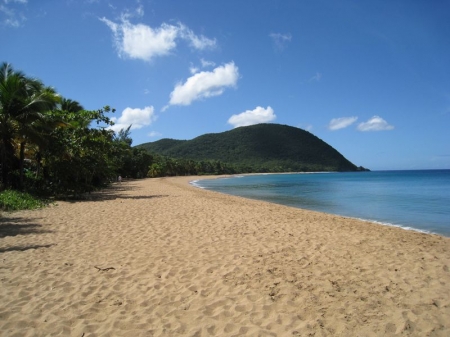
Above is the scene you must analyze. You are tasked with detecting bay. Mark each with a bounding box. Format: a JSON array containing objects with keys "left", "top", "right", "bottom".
[{"left": 193, "top": 170, "right": 450, "bottom": 237}]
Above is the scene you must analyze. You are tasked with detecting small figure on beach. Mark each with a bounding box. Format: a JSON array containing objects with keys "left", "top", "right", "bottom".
[{"left": 118, "top": 175, "right": 122, "bottom": 183}]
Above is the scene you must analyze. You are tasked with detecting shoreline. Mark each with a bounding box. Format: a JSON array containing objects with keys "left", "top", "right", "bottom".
[
  {"left": 191, "top": 173, "right": 449, "bottom": 238},
  {"left": 1, "top": 176, "right": 449, "bottom": 336}
]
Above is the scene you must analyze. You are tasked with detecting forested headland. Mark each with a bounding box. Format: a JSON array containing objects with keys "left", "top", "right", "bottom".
[{"left": 138, "top": 124, "right": 369, "bottom": 176}]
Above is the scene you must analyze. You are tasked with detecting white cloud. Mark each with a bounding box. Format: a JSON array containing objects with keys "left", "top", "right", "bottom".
[
  {"left": 357, "top": 116, "right": 394, "bottom": 131},
  {"left": 228, "top": 106, "right": 276, "bottom": 128},
  {"left": 100, "top": 18, "right": 178, "bottom": 61},
  {"left": 168, "top": 62, "right": 239, "bottom": 106},
  {"left": 148, "top": 131, "right": 162, "bottom": 137},
  {"left": 109, "top": 106, "right": 156, "bottom": 132},
  {"left": 100, "top": 18, "right": 216, "bottom": 62},
  {"left": 328, "top": 116, "right": 358, "bottom": 130},
  {"left": 269, "top": 33, "right": 292, "bottom": 51}
]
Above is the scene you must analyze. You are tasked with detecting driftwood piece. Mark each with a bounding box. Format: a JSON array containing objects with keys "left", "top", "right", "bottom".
[{"left": 94, "top": 266, "right": 115, "bottom": 272}]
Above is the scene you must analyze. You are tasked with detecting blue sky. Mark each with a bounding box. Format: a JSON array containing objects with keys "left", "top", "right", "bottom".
[{"left": 1, "top": 0, "right": 449, "bottom": 170}]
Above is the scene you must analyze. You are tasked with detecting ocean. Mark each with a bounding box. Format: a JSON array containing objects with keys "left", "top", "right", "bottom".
[{"left": 192, "top": 170, "right": 450, "bottom": 237}]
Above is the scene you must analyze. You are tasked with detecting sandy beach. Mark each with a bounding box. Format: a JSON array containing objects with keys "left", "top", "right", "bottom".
[{"left": 0, "top": 176, "right": 449, "bottom": 337}]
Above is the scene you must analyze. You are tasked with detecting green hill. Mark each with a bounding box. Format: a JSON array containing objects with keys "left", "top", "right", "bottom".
[{"left": 137, "top": 123, "right": 367, "bottom": 172}]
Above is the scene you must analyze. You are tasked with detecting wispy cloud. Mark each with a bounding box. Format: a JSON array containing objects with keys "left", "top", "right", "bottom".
[
  {"left": 167, "top": 62, "right": 239, "bottom": 108},
  {"left": 148, "top": 131, "right": 162, "bottom": 138},
  {"left": 269, "top": 32, "right": 292, "bottom": 51},
  {"left": 113, "top": 2, "right": 145, "bottom": 20},
  {"left": 100, "top": 17, "right": 216, "bottom": 62},
  {"left": 201, "top": 59, "right": 216, "bottom": 68},
  {"left": 178, "top": 23, "right": 216, "bottom": 50},
  {"left": 109, "top": 106, "right": 157, "bottom": 132},
  {"left": 189, "top": 64, "right": 199, "bottom": 74},
  {"left": 309, "top": 72, "right": 322, "bottom": 82},
  {"left": 189, "top": 59, "right": 216, "bottom": 74},
  {"left": 228, "top": 106, "right": 276, "bottom": 128},
  {"left": 135, "top": 4, "right": 144, "bottom": 17},
  {"left": 357, "top": 116, "right": 394, "bottom": 131},
  {"left": 0, "top": 0, "right": 27, "bottom": 27},
  {"left": 328, "top": 116, "right": 358, "bottom": 130},
  {"left": 298, "top": 123, "right": 313, "bottom": 132}
]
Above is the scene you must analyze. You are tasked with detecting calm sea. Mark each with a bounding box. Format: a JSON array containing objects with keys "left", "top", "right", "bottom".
[{"left": 192, "top": 170, "right": 450, "bottom": 237}]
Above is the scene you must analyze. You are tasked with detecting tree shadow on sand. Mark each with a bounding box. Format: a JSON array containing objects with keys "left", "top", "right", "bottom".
[
  {"left": 0, "top": 217, "right": 55, "bottom": 253},
  {"left": 116, "top": 195, "right": 169, "bottom": 200},
  {"left": 60, "top": 181, "right": 169, "bottom": 203},
  {"left": 0, "top": 244, "right": 54, "bottom": 253},
  {"left": 0, "top": 217, "right": 53, "bottom": 238}
]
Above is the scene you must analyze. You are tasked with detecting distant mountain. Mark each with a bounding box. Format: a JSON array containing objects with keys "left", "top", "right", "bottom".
[{"left": 137, "top": 123, "right": 368, "bottom": 172}]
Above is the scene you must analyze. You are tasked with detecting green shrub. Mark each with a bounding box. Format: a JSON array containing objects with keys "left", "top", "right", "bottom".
[{"left": 0, "top": 190, "right": 47, "bottom": 211}]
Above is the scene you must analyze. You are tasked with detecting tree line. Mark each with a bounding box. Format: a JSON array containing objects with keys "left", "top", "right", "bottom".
[
  {"left": 0, "top": 62, "right": 153, "bottom": 196},
  {"left": 147, "top": 156, "right": 248, "bottom": 177}
]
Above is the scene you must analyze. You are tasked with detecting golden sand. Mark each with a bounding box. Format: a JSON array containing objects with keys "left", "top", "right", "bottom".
[{"left": 0, "top": 177, "right": 449, "bottom": 336}]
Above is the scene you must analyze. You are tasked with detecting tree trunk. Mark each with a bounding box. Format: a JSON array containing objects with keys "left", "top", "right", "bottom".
[
  {"left": 1, "top": 136, "right": 14, "bottom": 189},
  {"left": 35, "top": 151, "right": 42, "bottom": 178},
  {"left": 19, "top": 141, "right": 26, "bottom": 190}
]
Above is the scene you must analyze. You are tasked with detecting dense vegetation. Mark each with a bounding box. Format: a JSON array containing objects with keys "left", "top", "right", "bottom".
[
  {"left": 0, "top": 62, "right": 152, "bottom": 206},
  {"left": 138, "top": 124, "right": 368, "bottom": 174}
]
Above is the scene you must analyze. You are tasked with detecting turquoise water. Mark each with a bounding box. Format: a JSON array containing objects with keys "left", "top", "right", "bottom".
[{"left": 193, "top": 170, "right": 450, "bottom": 237}]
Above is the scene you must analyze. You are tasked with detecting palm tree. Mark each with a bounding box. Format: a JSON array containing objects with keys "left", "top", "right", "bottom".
[
  {"left": 60, "top": 97, "right": 84, "bottom": 113},
  {"left": 114, "top": 125, "right": 133, "bottom": 146},
  {"left": 0, "top": 62, "right": 59, "bottom": 189},
  {"left": 0, "top": 62, "right": 27, "bottom": 187}
]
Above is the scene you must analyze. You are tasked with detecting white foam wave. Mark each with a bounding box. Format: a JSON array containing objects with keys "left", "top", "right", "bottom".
[
  {"left": 189, "top": 180, "right": 206, "bottom": 189},
  {"left": 352, "top": 217, "right": 435, "bottom": 235}
]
